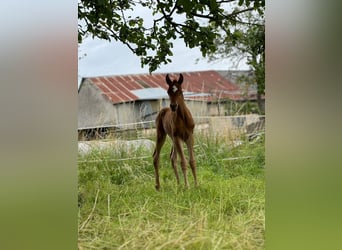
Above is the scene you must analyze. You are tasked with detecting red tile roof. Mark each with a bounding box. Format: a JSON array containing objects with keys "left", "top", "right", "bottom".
[{"left": 83, "top": 70, "right": 250, "bottom": 104}]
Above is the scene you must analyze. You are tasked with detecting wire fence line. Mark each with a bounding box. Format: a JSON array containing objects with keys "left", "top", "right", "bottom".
[
  {"left": 78, "top": 120, "right": 155, "bottom": 131},
  {"left": 78, "top": 154, "right": 254, "bottom": 163},
  {"left": 78, "top": 155, "right": 153, "bottom": 163},
  {"left": 78, "top": 115, "right": 265, "bottom": 162},
  {"left": 78, "top": 115, "right": 265, "bottom": 131}
]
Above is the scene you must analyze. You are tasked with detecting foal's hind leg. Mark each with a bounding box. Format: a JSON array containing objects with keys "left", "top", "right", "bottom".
[
  {"left": 186, "top": 134, "right": 198, "bottom": 187},
  {"left": 153, "top": 131, "right": 166, "bottom": 190},
  {"left": 170, "top": 145, "right": 180, "bottom": 185}
]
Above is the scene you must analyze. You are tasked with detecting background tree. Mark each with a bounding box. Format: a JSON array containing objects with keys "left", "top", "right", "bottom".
[
  {"left": 207, "top": 11, "right": 265, "bottom": 113},
  {"left": 78, "top": 0, "right": 265, "bottom": 73}
]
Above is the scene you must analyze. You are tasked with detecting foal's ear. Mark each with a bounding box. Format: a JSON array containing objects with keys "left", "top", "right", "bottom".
[
  {"left": 166, "top": 74, "right": 172, "bottom": 85},
  {"left": 178, "top": 74, "right": 183, "bottom": 85}
]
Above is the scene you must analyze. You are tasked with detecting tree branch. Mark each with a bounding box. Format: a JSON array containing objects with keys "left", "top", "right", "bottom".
[
  {"left": 102, "top": 23, "right": 137, "bottom": 54},
  {"left": 154, "top": 0, "right": 183, "bottom": 37},
  {"left": 217, "top": 0, "right": 236, "bottom": 3},
  {"left": 229, "top": 7, "right": 255, "bottom": 17}
]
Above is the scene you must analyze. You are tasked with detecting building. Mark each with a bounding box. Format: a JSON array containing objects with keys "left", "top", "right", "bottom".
[{"left": 78, "top": 70, "right": 260, "bottom": 139}]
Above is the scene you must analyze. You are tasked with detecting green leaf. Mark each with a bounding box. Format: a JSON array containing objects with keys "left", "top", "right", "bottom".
[
  {"left": 78, "top": 0, "right": 264, "bottom": 78},
  {"left": 209, "top": 0, "right": 218, "bottom": 11},
  {"left": 178, "top": 0, "right": 192, "bottom": 13},
  {"left": 128, "top": 20, "right": 135, "bottom": 27}
]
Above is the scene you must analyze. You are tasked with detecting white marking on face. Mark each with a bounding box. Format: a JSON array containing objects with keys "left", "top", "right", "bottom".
[{"left": 172, "top": 85, "right": 178, "bottom": 93}]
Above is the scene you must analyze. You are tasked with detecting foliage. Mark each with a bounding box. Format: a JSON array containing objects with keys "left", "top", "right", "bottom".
[
  {"left": 207, "top": 10, "right": 265, "bottom": 111},
  {"left": 78, "top": 0, "right": 265, "bottom": 72},
  {"left": 224, "top": 99, "right": 261, "bottom": 115},
  {"left": 78, "top": 132, "right": 265, "bottom": 249}
]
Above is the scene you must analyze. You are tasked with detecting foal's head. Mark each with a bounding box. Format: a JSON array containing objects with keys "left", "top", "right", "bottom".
[{"left": 166, "top": 74, "right": 184, "bottom": 112}]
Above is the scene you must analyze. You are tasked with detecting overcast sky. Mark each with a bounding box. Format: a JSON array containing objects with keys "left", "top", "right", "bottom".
[{"left": 78, "top": 37, "right": 248, "bottom": 85}]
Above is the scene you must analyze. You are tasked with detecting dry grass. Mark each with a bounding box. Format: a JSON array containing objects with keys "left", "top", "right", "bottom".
[{"left": 78, "top": 132, "right": 265, "bottom": 249}]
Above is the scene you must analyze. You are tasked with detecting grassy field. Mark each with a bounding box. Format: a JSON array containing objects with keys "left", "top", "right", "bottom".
[{"left": 78, "top": 132, "right": 265, "bottom": 249}]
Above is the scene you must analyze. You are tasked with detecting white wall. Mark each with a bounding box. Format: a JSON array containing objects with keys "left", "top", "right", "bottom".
[{"left": 78, "top": 80, "right": 113, "bottom": 128}]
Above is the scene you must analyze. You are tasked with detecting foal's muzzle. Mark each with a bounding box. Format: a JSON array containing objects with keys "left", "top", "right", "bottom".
[{"left": 170, "top": 103, "right": 178, "bottom": 112}]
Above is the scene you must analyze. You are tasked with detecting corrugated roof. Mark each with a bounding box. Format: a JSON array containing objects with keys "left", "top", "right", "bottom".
[{"left": 83, "top": 70, "right": 248, "bottom": 104}]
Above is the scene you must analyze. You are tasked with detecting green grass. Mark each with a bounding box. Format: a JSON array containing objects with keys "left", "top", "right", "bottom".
[{"left": 78, "top": 133, "right": 265, "bottom": 249}]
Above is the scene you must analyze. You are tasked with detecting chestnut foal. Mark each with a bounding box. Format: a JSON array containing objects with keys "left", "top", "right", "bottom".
[{"left": 153, "top": 73, "right": 198, "bottom": 190}]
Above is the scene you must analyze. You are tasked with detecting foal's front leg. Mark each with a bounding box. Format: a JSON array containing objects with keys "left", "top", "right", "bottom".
[
  {"left": 174, "top": 137, "right": 189, "bottom": 188},
  {"left": 186, "top": 135, "right": 198, "bottom": 187}
]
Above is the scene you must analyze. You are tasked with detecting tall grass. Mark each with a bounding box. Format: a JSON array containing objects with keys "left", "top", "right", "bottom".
[{"left": 78, "top": 132, "right": 265, "bottom": 249}]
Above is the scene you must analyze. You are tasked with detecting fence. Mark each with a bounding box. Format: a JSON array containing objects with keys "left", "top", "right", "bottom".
[{"left": 78, "top": 114, "right": 265, "bottom": 141}]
